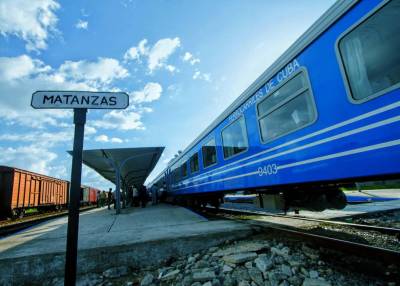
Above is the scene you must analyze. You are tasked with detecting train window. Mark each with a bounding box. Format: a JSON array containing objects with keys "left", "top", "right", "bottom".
[
  {"left": 257, "top": 71, "right": 316, "bottom": 143},
  {"left": 202, "top": 138, "right": 217, "bottom": 168},
  {"left": 173, "top": 168, "right": 180, "bottom": 182},
  {"left": 221, "top": 116, "right": 248, "bottom": 159},
  {"left": 257, "top": 73, "right": 307, "bottom": 116},
  {"left": 190, "top": 152, "right": 200, "bottom": 173},
  {"left": 337, "top": 0, "right": 400, "bottom": 102},
  {"left": 181, "top": 162, "right": 188, "bottom": 178}
]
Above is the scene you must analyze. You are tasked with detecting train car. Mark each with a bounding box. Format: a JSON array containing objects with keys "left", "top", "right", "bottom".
[
  {"left": 88, "top": 187, "right": 99, "bottom": 205},
  {"left": 0, "top": 166, "right": 69, "bottom": 217},
  {"left": 80, "top": 186, "right": 98, "bottom": 205},
  {"left": 80, "top": 186, "right": 90, "bottom": 206},
  {"left": 150, "top": 0, "right": 400, "bottom": 211}
]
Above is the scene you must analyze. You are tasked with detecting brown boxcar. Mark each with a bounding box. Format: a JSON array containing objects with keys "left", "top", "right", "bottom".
[{"left": 0, "top": 166, "right": 69, "bottom": 217}]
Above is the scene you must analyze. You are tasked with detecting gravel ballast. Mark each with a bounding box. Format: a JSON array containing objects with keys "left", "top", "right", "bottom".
[{"left": 57, "top": 234, "right": 399, "bottom": 286}]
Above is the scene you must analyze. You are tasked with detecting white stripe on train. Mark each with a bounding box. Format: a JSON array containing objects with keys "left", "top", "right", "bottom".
[
  {"left": 173, "top": 138, "right": 400, "bottom": 191},
  {"left": 174, "top": 114, "right": 400, "bottom": 188},
  {"left": 174, "top": 100, "right": 400, "bottom": 187}
]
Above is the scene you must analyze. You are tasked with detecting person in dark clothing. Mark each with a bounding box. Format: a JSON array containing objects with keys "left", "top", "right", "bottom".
[
  {"left": 138, "top": 185, "right": 148, "bottom": 208},
  {"left": 107, "top": 188, "right": 112, "bottom": 210},
  {"left": 96, "top": 190, "right": 100, "bottom": 208}
]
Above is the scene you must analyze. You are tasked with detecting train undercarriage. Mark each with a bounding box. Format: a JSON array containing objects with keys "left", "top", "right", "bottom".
[{"left": 165, "top": 185, "right": 348, "bottom": 213}]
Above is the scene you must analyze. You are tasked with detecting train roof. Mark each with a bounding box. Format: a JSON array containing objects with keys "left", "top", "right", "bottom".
[
  {"left": 150, "top": 0, "right": 358, "bottom": 185},
  {"left": 0, "top": 165, "right": 69, "bottom": 182}
]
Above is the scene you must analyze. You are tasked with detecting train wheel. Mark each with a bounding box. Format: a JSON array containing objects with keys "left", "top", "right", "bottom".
[
  {"left": 11, "top": 209, "right": 18, "bottom": 219},
  {"left": 211, "top": 199, "right": 220, "bottom": 209},
  {"left": 18, "top": 209, "right": 25, "bottom": 218},
  {"left": 327, "top": 189, "right": 347, "bottom": 210}
]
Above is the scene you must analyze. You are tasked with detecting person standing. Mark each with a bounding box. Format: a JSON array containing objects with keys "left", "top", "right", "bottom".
[
  {"left": 107, "top": 188, "right": 112, "bottom": 210},
  {"left": 100, "top": 191, "right": 106, "bottom": 207},
  {"left": 139, "top": 185, "right": 148, "bottom": 208},
  {"left": 96, "top": 190, "right": 100, "bottom": 208},
  {"left": 132, "top": 185, "right": 139, "bottom": 207}
]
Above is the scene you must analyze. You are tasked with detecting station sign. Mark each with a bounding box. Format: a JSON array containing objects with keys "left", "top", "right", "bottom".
[
  {"left": 31, "top": 90, "right": 129, "bottom": 109},
  {"left": 31, "top": 89, "right": 129, "bottom": 286}
]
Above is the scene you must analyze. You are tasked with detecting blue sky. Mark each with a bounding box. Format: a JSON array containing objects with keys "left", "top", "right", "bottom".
[{"left": 0, "top": 0, "right": 335, "bottom": 189}]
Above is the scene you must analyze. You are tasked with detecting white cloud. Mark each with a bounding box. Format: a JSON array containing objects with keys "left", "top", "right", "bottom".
[
  {"left": 92, "top": 110, "right": 144, "bottom": 130},
  {"left": 183, "top": 52, "right": 192, "bottom": 61},
  {"left": 94, "top": 134, "right": 124, "bottom": 143},
  {"left": 132, "top": 82, "right": 162, "bottom": 103},
  {"left": 193, "top": 70, "right": 211, "bottom": 82},
  {"left": 140, "top": 107, "right": 153, "bottom": 113},
  {"left": 0, "top": 144, "right": 58, "bottom": 175},
  {"left": 193, "top": 71, "right": 201, "bottom": 79},
  {"left": 123, "top": 39, "right": 148, "bottom": 62},
  {"left": 59, "top": 57, "right": 129, "bottom": 86},
  {"left": 203, "top": 73, "right": 211, "bottom": 81},
  {"left": 75, "top": 19, "right": 88, "bottom": 30},
  {"left": 165, "top": 65, "right": 177, "bottom": 73},
  {"left": 0, "top": 130, "right": 73, "bottom": 147},
  {"left": 0, "top": 0, "right": 60, "bottom": 52},
  {"left": 85, "top": 125, "right": 97, "bottom": 135},
  {"left": 182, "top": 52, "right": 200, "bottom": 65},
  {"left": 94, "top": 134, "right": 109, "bottom": 142},
  {"left": 138, "top": 39, "right": 148, "bottom": 54},
  {"left": 148, "top": 37, "right": 180, "bottom": 71},
  {"left": 0, "top": 55, "right": 50, "bottom": 81},
  {"left": 111, "top": 137, "right": 123, "bottom": 143},
  {"left": 123, "top": 37, "right": 180, "bottom": 72},
  {"left": 123, "top": 46, "right": 139, "bottom": 61},
  {"left": 0, "top": 55, "right": 127, "bottom": 128},
  {"left": 82, "top": 165, "right": 113, "bottom": 190}
]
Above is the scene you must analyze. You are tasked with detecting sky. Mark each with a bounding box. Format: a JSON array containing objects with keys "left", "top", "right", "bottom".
[{"left": 0, "top": 0, "right": 335, "bottom": 190}]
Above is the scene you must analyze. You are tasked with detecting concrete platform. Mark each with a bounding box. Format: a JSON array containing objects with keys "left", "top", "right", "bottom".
[{"left": 0, "top": 204, "right": 254, "bottom": 285}]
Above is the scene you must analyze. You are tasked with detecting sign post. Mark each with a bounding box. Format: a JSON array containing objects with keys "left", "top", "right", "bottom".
[
  {"left": 31, "top": 91, "right": 129, "bottom": 286},
  {"left": 65, "top": 108, "right": 86, "bottom": 286}
]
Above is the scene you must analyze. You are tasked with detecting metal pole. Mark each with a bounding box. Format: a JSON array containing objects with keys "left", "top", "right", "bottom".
[
  {"left": 64, "top": 108, "right": 87, "bottom": 286},
  {"left": 112, "top": 153, "right": 151, "bottom": 215}
]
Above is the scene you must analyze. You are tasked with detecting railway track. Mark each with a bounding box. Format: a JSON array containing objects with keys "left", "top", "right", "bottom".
[
  {"left": 208, "top": 206, "right": 400, "bottom": 236},
  {"left": 198, "top": 206, "right": 400, "bottom": 279},
  {"left": 0, "top": 206, "right": 97, "bottom": 237}
]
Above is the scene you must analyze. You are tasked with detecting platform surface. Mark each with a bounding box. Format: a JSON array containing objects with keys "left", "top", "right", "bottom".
[{"left": 0, "top": 204, "right": 248, "bottom": 260}]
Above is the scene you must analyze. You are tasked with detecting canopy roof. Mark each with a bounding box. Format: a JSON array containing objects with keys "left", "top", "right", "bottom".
[{"left": 74, "top": 147, "right": 164, "bottom": 187}]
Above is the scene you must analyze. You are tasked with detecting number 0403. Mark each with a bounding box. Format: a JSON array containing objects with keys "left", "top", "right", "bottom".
[{"left": 258, "top": 164, "right": 278, "bottom": 176}]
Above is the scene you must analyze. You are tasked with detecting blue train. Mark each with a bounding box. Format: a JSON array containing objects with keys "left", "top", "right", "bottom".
[{"left": 149, "top": 0, "right": 400, "bottom": 211}]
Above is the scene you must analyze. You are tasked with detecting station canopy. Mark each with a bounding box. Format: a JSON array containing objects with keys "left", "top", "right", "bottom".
[{"left": 77, "top": 147, "right": 164, "bottom": 188}]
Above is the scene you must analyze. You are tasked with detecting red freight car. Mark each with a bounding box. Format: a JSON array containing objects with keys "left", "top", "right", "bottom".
[
  {"left": 88, "top": 187, "right": 99, "bottom": 204},
  {"left": 0, "top": 166, "right": 69, "bottom": 217},
  {"left": 80, "top": 186, "right": 98, "bottom": 205}
]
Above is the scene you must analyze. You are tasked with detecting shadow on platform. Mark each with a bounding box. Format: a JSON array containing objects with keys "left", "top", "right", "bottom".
[{"left": 0, "top": 204, "right": 254, "bottom": 285}]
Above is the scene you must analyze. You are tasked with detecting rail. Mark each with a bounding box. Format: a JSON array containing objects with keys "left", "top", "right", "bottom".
[
  {"left": 200, "top": 206, "right": 400, "bottom": 268},
  {"left": 206, "top": 206, "right": 400, "bottom": 236},
  {"left": 0, "top": 206, "right": 97, "bottom": 237}
]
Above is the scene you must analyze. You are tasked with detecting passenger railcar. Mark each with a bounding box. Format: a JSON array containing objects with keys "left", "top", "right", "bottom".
[
  {"left": 150, "top": 0, "right": 400, "bottom": 211},
  {"left": 0, "top": 166, "right": 69, "bottom": 217}
]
